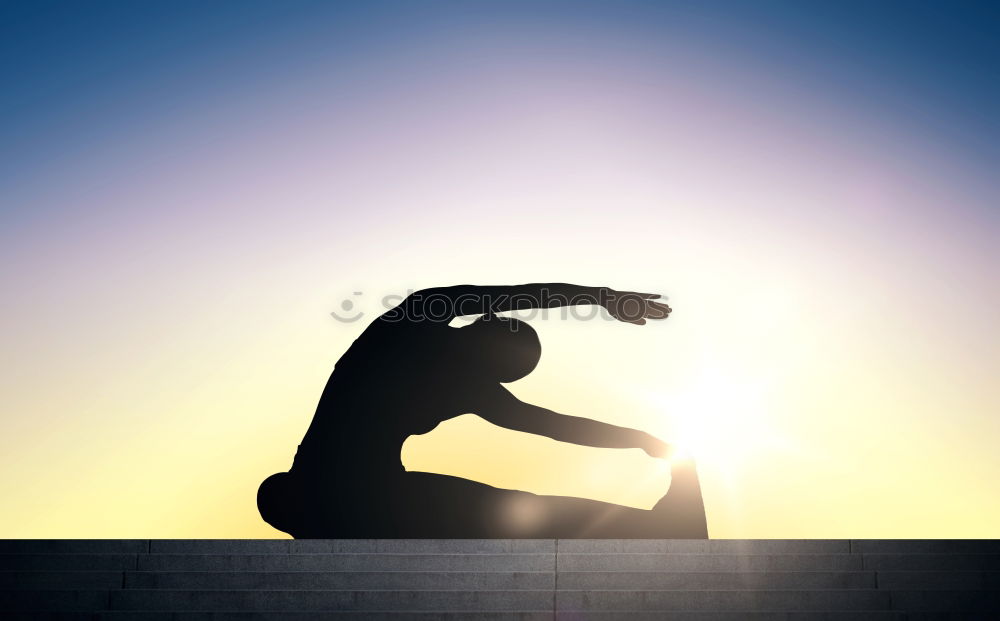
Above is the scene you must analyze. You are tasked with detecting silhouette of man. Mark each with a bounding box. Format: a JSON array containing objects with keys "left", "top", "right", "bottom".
[{"left": 259, "top": 284, "right": 707, "bottom": 538}]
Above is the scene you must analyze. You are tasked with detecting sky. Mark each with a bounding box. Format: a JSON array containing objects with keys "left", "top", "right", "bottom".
[{"left": 0, "top": 1, "right": 997, "bottom": 538}]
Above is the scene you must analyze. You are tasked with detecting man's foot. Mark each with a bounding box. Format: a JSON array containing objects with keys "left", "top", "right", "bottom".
[{"left": 651, "top": 457, "right": 709, "bottom": 538}]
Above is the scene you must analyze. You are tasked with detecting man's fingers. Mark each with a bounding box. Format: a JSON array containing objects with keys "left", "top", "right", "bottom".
[
  {"left": 618, "top": 290, "right": 662, "bottom": 299},
  {"left": 645, "top": 441, "right": 673, "bottom": 459},
  {"left": 646, "top": 301, "right": 672, "bottom": 318},
  {"left": 607, "top": 291, "right": 670, "bottom": 324}
]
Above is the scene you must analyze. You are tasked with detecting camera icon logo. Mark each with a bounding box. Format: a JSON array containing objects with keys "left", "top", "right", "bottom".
[{"left": 330, "top": 291, "right": 365, "bottom": 323}]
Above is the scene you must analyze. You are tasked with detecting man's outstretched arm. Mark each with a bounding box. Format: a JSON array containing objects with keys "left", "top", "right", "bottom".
[
  {"left": 477, "top": 385, "right": 671, "bottom": 458},
  {"left": 403, "top": 283, "right": 671, "bottom": 325}
]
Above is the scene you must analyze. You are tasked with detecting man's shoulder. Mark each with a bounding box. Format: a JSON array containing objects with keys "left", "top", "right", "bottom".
[
  {"left": 368, "top": 309, "right": 452, "bottom": 332},
  {"left": 342, "top": 314, "right": 448, "bottom": 356}
]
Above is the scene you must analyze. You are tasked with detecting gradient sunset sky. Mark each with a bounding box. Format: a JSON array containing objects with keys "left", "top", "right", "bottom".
[{"left": 1, "top": 1, "right": 997, "bottom": 538}]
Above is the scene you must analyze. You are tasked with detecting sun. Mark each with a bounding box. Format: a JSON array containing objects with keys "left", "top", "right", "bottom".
[{"left": 648, "top": 363, "right": 790, "bottom": 476}]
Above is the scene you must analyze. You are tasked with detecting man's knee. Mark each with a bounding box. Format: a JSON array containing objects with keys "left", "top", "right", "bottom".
[{"left": 258, "top": 472, "right": 308, "bottom": 536}]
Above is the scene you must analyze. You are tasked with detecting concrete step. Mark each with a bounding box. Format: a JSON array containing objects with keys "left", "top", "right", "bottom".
[
  {"left": 130, "top": 552, "right": 884, "bottom": 573},
  {"left": 862, "top": 554, "right": 1000, "bottom": 570},
  {"left": 0, "top": 539, "right": 994, "bottom": 555},
  {"left": 0, "top": 539, "right": 864, "bottom": 554},
  {"left": 118, "top": 569, "right": 875, "bottom": 590},
  {"left": 903, "top": 616, "right": 1000, "bottom": 621},
  {"left": 0, "top": 614, "right": 914, "bottom": 621},
  {"left": 558, "top": 540, "right": 850, "bottom": 553},
  {"left": 0, "top": 571, "right": 123, "bottom": 589},
  {"left": 150, "top": 540, "right": 555, "bottom": 554},
  {"left": 551, "top": 615, "right": 905, "bottom": 621},
  {"left": 558, "top": 553, "right": 861, "bottom": 571},
  {"left": 0, "top": 540, "right": 554, "bottom": 555},
  {"left": 91, "top": 613, "right": 905, "bottom": 621},
  {"left": 124, "top": 570, "right": 554, "bottom": 590},
  {"left": 558, "top": 570, "right": 875, "bottom": 589},
  {"left": 556, "top": 589, "right": 890, "bottom": 611},
  {"left": 852, "top": 540, "right": 1000, "bottom": 554},
  {"left": 105, "top": 588, "right": 895, "bottom": 613},
  {"left": 136, "top": 553, "right": 554, "bottom": 572},
  {"left": 887, "top": 589, "right": 1000, "bottom": 612},
  {"left": 876, "top": 570, "right": 1000, "bottom": 589},
  {"left": 2, "top": 540, "right": 998, "bottom": 618},
  {"left": 2, "top": 616, "right": 550, "bottom": 621},
  {"left": 0, "top": 590, "right": 109, "bottom": 612},
  {"left": 0, "top": 554, "right": 137, "bottom": 570},
  {"left": 109, "top": 589, "right": 553, "bottom": 611},
  {"left": 0, "top": 614, "right": 98, "bottom": 621}
]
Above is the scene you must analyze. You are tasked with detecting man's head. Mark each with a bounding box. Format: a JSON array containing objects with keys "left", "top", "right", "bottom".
[{"left": 462, "top": 315, "right": 541, "bottom": 383}]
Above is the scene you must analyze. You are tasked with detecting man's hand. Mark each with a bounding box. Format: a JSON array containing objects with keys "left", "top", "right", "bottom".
[
  {"left": 643, "top": 436, "right": 673, "bottom": 459},
  {"left": 603, "top": 290, "right": 672, "bottom": 325}
]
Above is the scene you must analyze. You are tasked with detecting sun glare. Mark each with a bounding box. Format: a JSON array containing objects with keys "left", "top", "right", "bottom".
[{"left": 651, "top": 364, "right": 788, "bottom": 476}]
